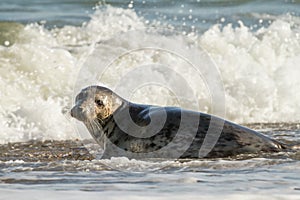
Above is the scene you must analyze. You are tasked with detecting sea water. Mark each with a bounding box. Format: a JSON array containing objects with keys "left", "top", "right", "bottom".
[{"left": 0, "top": 0, "right": 300, "bottom": 199}]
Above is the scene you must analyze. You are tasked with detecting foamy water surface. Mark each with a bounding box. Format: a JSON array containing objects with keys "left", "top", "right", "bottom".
[{"left": 0, "top": 1, "right": 299, "bottom": 143}]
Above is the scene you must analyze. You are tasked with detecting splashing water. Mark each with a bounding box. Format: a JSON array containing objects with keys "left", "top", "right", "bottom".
[{"left": 0, "top": 5, "right": 300, "bottom": 144}]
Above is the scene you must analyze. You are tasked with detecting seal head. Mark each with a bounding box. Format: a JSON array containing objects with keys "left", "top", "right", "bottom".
[{"left": 71, "top": 86, "right": 124, "bottom": 125}]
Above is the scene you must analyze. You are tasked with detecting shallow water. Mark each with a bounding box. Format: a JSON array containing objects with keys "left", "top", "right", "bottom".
[
  {"left": 0, "top": 0, "right": 300, "bottom": 143},
  {"left": 0, "top": 126, "right": 300, "bottom": 199},
  {"left": 1, "top": 154, "right": 300, "bottom": 200},
  {"left": 0, "top": 0, "right": 300, "bottom": 199}
]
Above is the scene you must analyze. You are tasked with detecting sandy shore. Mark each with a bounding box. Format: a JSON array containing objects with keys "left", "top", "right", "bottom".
[
  {"left": 0, "top": 140, "right": 94, "bottom": 162},
  {"left": 1, "top": 123, "right": 299, "bottom": 162}
]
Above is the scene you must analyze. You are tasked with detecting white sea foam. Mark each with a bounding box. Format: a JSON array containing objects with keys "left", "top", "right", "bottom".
[{"left": 0, "top": 6, "right": 300, "bottom": 143}]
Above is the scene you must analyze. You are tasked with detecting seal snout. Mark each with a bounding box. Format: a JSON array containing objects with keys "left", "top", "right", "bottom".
[{"left": 71, "top": 105, "right": 85, "bottom": 122}]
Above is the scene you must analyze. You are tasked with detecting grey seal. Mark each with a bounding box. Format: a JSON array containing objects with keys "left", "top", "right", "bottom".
[{"left": 71, "top": 85, "right": 285, "bottom": 159}]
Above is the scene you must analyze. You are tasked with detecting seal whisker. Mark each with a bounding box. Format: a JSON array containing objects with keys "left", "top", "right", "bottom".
[{"left": 91, "top": 119, "right": 107, "bottom": 146}]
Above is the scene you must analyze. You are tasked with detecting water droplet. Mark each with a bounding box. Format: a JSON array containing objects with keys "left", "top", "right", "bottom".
[
  {"left": 4, "top": 41, "right": 10, "bottom": 46},
  {"left": 128, "top": 1, "right": 134, "bottom": 9}
]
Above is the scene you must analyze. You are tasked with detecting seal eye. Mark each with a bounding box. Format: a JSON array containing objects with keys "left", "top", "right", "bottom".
[{"left": 95, "top": 99, "right": 104, "bottom": 106}]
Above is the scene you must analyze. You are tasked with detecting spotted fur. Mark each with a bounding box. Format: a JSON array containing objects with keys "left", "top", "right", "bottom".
[{"left": 71, "top": 86, "right": 286, "bottom": 159}]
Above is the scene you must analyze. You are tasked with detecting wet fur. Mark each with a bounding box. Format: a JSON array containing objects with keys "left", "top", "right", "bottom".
[{"left": 71, "top": 86, "right": 286, "bottom": 159}]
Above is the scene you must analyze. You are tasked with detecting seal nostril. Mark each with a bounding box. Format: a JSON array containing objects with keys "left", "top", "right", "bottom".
[
  {"left": 71, "top": 107, "right": 77, "bottom": 118},
  {"left": 70, "top": 107, "right": 74, "bottom": 117}
]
